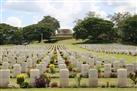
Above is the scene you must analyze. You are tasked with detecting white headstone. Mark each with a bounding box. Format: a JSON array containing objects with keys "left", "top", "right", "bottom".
[
  {"left": 126, "top": 64, "right": 134, "bottom": 75},
  {"left": 30, "top": 69, "right": 40, "bottom": 87},
  {"left": 59, "top": 69, "right": 69, "bottom": 87},
  {"left": 89, "top": 69, "right": 98, "bottom": 87},
  {"left": 104, "top": 64, "right": 111, "bottom": 77},
  {"left": 117, "top": 69, "right": 127, "bottom": 87},
  {"left": 2, "top": 62, "right": 9, "bottom": 69},
  {"left": 13, "top": 64, "right": 21, "bottom": 77},
  {"left": 0, "top": 69, "right": 10, "bottom": 87},
  {"left": 81, "top": 64, "right": 89, "bottom": 77}
]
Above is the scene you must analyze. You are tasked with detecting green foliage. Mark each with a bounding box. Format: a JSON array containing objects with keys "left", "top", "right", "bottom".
[
  {"left": 44, "top": 73, "right": 51, "bottom": 87},
  {"left": 73, "top": 16, "right": 116, "bottom": 42},
  {"left": 50, "top": 53, "right": 57, "bottom": 64},
  {"left": 129, "top": 71, "right": 137, "bottom": 85},
  {"left": 20, "top": 81, "right": 30, "bottom": 88},
  {"left": 10, "top": 29, "right": 24, "bottom": 44},
  {"left": 16, "top": 74, "right": 25, "bottom": 85},
  {"left": 0, "top": 15, "right": 60, "bottom": 45},
  {"left": 109, "top": 12, "right": 130, "bottom": 41},
  {"left": 110, "top": 12, "right": 131, "bottom": 29},
  {"left": 49, "top": 64, "right": 56, "bottom": 74},
  {"left": 68, "top": 64, "right": 74, "bottom": 72},
  {"left": 22, "top": 24, "right": 53, "bottom": 43},
  {"left": 0, "top": 23, "right": 19, "bottom": 44},
  {"left": 120, "top": 15, "right": 137, "bottom": 44},
  {"left": 0, "top": 12, "right": 137, "bottom": 45},
  {"left": 38, "top": 16, "right": 60, "bottom": 33}
]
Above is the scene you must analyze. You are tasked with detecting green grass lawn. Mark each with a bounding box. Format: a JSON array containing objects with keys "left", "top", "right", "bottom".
[
  {"left": 57, "top": 39, "right": 137, "bottom": 64},
  {"left": 9, "top": 77, "right": 133, "bottom": 88},
  {"left": 1, "top": 88, "right": 137, "bottom": 91},
  {"left": 90, "top": 51, "right": 137, "bottom": 64}
]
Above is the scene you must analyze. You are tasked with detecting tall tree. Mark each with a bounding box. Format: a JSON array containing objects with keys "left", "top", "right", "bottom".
[
  {"left": 23, "top": 24, "right": 53, "bottom": 43},
  {"left": 11, "top": 29, "right": 23, "bottom": 44},
  {"left": 73, "top": 17, "right": 115, "bottom": 42},
  {"left": 0, "top": 23, "right": 17, "bottom": 44},
  {"left": 38, "top": 16, "right": 60, "bottom": 33},
  {"left": 120, "top": 15, "right": 137, "bottom": 43},
  {"left": 109, "top": 12, "right": 131, "bottom": 28}
]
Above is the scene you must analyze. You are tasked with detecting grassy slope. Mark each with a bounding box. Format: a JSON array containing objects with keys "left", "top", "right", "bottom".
[
  {"left": 56, "top": 39, "right": 137, "bottom": 64},
  {"left": 1, "top": 39, "right": 136, "bottom": 63}
]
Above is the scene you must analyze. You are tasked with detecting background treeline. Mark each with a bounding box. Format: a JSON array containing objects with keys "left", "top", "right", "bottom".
[
  {"left": 73, "top": 12, "right": 137, "bottom": 44},
  {"left": 0, "top": 12, "right": 137, "bottom": 45},
  {"left": 0, "top": 16, "right": 60, "bottom": 45}
]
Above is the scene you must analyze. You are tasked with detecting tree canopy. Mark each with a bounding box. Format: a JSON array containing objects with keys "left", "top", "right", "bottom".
[
  {"left": 0, "top": 13, "right": 137, "bottom": 45},
  {"left": 120, "top": 15, "right": 137, "bottom": 44},
  {"left": 0, "top": 16, "right": 60, "bottom": 44},
  {"left": 38, "top": 16, "right": 60, "bottom": 33},
  {"left": 73, "top": 12, "right": 137, "bottom": 44},
  {"left": 73, "top": 15, "right": 116, "bottom": 43},
  {"left": 23, "top": 24, "right": 53, "bottom": 43},
  {"left": 0, "top": 23, "right": 18, "bottom": 44}
]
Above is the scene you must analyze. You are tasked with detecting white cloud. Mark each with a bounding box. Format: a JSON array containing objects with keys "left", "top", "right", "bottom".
[
  {"left": 35, "top": 0, "right": 83, "bottom": 28},
  {"left": 5, "top": 16, "right": 22, "bottom": 27},
  {"left": 89, "top": 3, "right": 107, "bottom": 19},
  {"left": 3, "top": 0, "right": 136, "bottom": 28},
  {"left": 4, "top": 0, "right": 83, "bottom": 28},
  {"left": 105, "top": 0, "right": 136, "bottom": 14}
]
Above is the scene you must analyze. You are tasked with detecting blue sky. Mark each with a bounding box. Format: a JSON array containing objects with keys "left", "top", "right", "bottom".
[{"left": 0, "top": 0, "right": 137, "bottom": 29}]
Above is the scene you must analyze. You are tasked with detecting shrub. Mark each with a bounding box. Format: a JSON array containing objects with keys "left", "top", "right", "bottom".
[
  {"left": 68, "top": 64, "right": 73, "bottom": 71},
  {"left": 63, "top": 56, "right": 68, "bottom": 61},
  {"left": 35, "top": 75, "right": 46, "bottom": 88},
  {"left": 129, "top": 71, "right": 137, "bottom": 85},
  {"left": 49, "top": 64, "right": 56, "bottom": 74},
  {"left": 44, "top": 73, "right": 51, "bottom": 87},
  {"left": 16, "top": 74, "right": 25, "bottom": 85},
  {"left": 20, "top": 81, "right": 30, "bottom": 88},
  {"left": 50, "top": 82, "right": 58, "bottom": 88}
]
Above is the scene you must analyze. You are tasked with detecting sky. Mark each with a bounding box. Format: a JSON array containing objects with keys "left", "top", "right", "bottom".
[{"left": 0, "top": 0, "right": 137, "bottom": 29}]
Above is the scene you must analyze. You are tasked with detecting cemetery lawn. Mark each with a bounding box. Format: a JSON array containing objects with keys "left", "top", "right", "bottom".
[
  {"left": 1, "top": 88, "right": 137, "bottom": 91},
  {"left": 1, "top": 39, "right": 137, "bottom": 91},
  {"left": 1, "top": 39, "right": 136, "bottom": 63},
  {"left": 57, "top": 39, "right": 137, "bottom": 64}
]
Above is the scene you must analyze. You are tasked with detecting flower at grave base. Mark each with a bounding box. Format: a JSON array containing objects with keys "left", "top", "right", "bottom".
[
  {"left": 49, "top": 64, "right": 56, "bottom": 74},
  {"left": 16, "top": 74, "right": 26, "bottom": 85},
  {"left": 65, "top": 60, "right": 70, "bottom": 66}
]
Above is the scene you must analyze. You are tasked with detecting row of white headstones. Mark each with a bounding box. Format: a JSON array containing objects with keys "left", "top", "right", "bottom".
[
  {"left": 0, "top": 67, "right": 129, "bottom": 88},
  {"left": 80, "top": 44, "right": 137, "bottom": 56}
]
